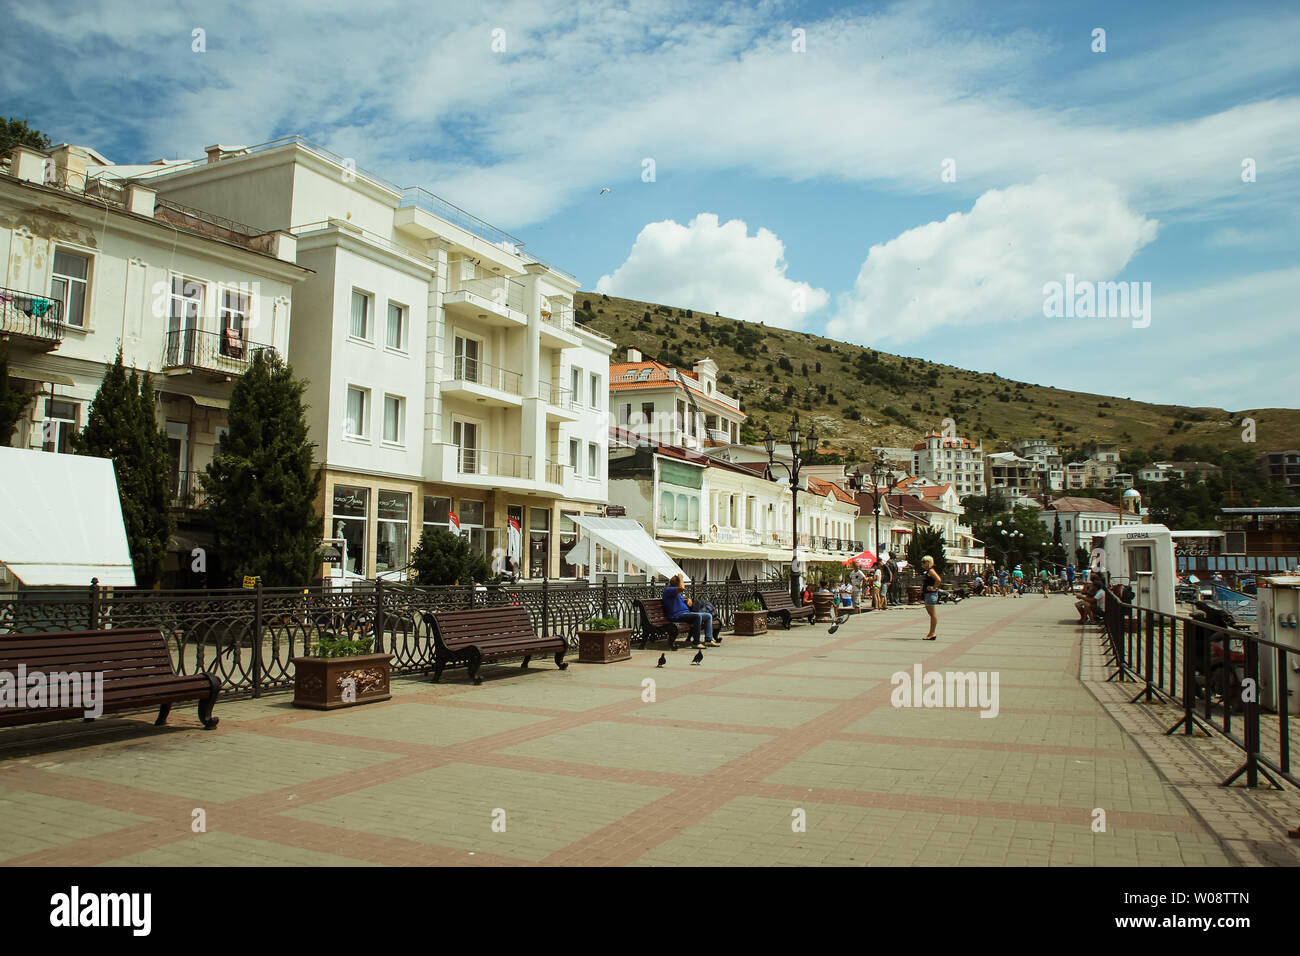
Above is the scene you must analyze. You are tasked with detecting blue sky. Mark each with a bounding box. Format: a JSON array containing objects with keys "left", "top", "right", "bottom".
[{"left": 4, "top": 0, "right": 1298, "bottom": 412}]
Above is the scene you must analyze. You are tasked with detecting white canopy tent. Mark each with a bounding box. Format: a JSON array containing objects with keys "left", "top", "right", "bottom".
[
  {"left": 566, "top": 516, "right": 687, "bottom": 583},
  {"left": 0, "top": 447, "right": 136, "bottom": 588}
]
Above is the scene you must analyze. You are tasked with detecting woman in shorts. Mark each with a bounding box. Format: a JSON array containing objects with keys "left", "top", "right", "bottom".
[{"left": 921, "top": 556, "right": 941, "bottom": 640}]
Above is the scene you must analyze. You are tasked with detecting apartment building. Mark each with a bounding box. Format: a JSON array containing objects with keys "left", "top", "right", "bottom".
[
  {"left": 1009, "top": 438, "right": 1064, "bottom": 491},
  {"left": 1, "top": 144, "right": 307, "bottom": 511},
  {"left": 116, "top": 137, "right": 612, "bottom": 579},
  {"left": 984, "top": 451, "right": 1039, "bottom": 495},
  {"left": 1258, "top": 450, "right": 1300, "bottom": 490},
  {"left": 1039, "top": 495, "right": 1143, "bottom": 559},
  {"left": 609, "top": 349, "right": 745, "bottom": 450},
  {"left": 911, "top": 432, "right": 986, "bottom": 496}
]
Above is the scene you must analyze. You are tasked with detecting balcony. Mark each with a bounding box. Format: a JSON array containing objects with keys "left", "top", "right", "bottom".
[
  {"left": 0, "top": 286, "right": 64, "bottom": 351},
  {"left": 427, "top": 443, "right": 542, "bottom": 492},
  {"left": 539, "top": 382, "right": 580, "bottom": 422},
  {"left": 162, "top": 327, "right": 273, "bottom": 379},
  {"left": 168, "top": 470, "right": 210, "bottom": 509},
  {"left": 539, "top": 307, "right": 581, "bottom": 350},
  {"left": 443, "top": 266, "right": 527, "bottom": 328},
  {"left": 546, "top": 460, "right": 565, "bottom": 486},
  {"left": 440, "top": 356, "right": 523, "bottom": 409}
]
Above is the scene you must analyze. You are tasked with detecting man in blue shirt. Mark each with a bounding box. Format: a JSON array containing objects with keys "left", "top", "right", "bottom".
[{"left": 663, "top": 574, "right": 717, "bottom": 647}]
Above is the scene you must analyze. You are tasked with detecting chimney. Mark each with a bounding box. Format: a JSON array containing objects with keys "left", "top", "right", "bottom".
[{"left": 627, "top": 347, "right": 642, "bottom": 363}]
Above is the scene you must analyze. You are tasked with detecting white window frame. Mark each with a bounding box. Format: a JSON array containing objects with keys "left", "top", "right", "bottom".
[
  {"left": 589, "top": 372, "right": 600, "bottom": 409},
  {"left": 51, "top": 247, "right": 92, "bottom": 329},
  {"left": 570, "top": 366, "right": 582, "bottom": 405},
  {"left": 453, "top": 331, "right": 485, "bottom": 383},
  {"left": 349, "top": 289, "right": 373, "bottom": 342},
  {"left": 345, "top": 385, "right": 370, "bottom": 439},
  {"left": 385, "top": 301, "right": 407, "bottom": 352},
  {"left": 587, "top": 441, "right": 598, "bottom": 479},
  {"left": 570, "top": 437, "right": 582, "bottom": 476},
  {"left": 382, "top": 393, "right": 405, "bottom": 446}
]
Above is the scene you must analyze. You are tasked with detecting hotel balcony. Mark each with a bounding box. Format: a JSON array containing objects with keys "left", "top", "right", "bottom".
[
  {"left": 427, "top": 443, "right": 545, "bottom": 493},
  {"left": 0, "top": 286, "right": 64, "bottom": 351},
  {"left": 162, "top": 327, "right": 273, "bottom": 380},
  {"left": 442, "top": 270, "right": 527, "bottom": 329},
  {"left": 538, "top": 381, "right": 580, "bottom": 422},
  {"left": 538, "top": 306, "right": 581, "bottom": 350},
  {"left": 440, "top": 356, "right": 523, "bottom": 409}
]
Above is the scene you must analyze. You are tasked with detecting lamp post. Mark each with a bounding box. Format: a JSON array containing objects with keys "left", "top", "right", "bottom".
[
  {"left": 764, "top": 411, "right": 818, "bottom": 604},
  {"left": 850, "top": 455, "right": 906, "bottom": 568}
]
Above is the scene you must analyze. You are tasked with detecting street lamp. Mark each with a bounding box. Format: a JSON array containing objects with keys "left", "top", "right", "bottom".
[
  {"left": 764, "top": 411, "right": 818, "bottom": 604},
  {"left": 850, "top": 453, "right": 905, "bottom": 570}
]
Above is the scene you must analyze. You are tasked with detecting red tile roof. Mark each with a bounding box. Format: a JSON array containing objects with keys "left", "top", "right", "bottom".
[
  {"left": 1044, "top": 496, "right": 1122, "bottom": 514},
  {"left": 806, "top": 475, "right": 859, "bottom": 506},
  {"left": 608, "top": 360, "right": 745, "bottom": 419}
]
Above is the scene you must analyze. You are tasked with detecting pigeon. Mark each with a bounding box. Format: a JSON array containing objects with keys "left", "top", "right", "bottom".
[
  {"left": 827, "top": 618, "right": 841, "bottom": 635},
  {"left": 656, "top": 653, "right": 666, "bottom": 668},
  {"left": 691, "top": 650, "right": 703, "bottom": 665}
]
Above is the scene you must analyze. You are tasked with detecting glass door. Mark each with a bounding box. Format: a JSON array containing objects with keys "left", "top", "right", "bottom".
[
  {"left": 454, "top": 336, "right": 480, "bottom": 384},
  {"left": 453, "top": 420, "right": 479, "bottom": 474}
]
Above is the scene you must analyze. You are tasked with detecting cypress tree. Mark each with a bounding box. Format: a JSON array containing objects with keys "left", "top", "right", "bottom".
[
  {"left": 74, "top": 350, "right": 174, "bottom": 587},
  {"left": 201, "top": 349, "right": 321, "bottom": 586},
  {"left": 0, "top": 342, "right": 34, "bottom": 445}
]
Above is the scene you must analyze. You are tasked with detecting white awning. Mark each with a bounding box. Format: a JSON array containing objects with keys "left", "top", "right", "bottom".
[
  {"left": 569, "top": 516, "right": 686, "bottom": 581},
  {"left": 0, "top": 447, "right": 136, "bottom": 587}
]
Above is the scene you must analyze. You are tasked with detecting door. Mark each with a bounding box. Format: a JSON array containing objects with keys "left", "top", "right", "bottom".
[
  {"left": 165, "top": 421, "right": 190, "bottom": 501},
  {"left": 453, "top": 420, "right": 479, "bottom": 474},
  {"left": 454, "top": 336, "right": 480, "bottom": 384}
]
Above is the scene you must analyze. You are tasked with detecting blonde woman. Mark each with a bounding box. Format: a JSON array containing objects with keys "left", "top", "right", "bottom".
[{"left": 920, "top": 556, "right": 941, "bottom": 640}]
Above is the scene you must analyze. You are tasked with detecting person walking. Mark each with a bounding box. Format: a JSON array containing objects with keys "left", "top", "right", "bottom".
[
  {"left": 921, "top": 555, "right": 941, "bottom": 640},
  {"left": 849, "top": 565, "right": 867, "bottom": 609},
  {"left": 878, "top": 552, "right": 894, "bottom": 610}
]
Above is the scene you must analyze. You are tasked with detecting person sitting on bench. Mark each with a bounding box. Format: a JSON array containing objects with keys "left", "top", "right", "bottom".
[{"left": 663, "top": 574, "right": 717, "bottom": 648}]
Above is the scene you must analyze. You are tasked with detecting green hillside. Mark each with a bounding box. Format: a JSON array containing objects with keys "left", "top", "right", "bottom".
[{"left": 576, "top": 293, "right": 1300, "bottom": 464}]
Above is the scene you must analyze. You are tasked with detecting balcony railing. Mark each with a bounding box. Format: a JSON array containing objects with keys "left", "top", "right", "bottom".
[
  {"left": 0, "top": 286, "right": 64, "bottom": 344},
  {"left": 163, "top": 327, "right": 272, "bottom": 375},
  {"left": 455, "top": 447, "right": 533, "bottom": 479},
  {"left": 541, "top": 307, "right": 575, "bottom": 332},
  {"left": 546, "top": 460, "right": 565, "bottom": 485},
  {"left": 538, "top": 381, "right": 573, "bottom": 407},
  {"left": 447, "top": 268, "right": 527, "bottom": 313},
  {"left": 168, "top": 470, "right": 209, "bottom": 508},
  {"left": 451, "top": 355, "right": 522, "bottom": 395}
]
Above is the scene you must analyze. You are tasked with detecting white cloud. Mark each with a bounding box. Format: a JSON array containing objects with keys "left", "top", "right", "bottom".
[
  {"left": 826, "top": 177, "right": 1159, "bottom": 345},
  {"left": 594, "top": 214, "right": 828, "bottom": 329}
]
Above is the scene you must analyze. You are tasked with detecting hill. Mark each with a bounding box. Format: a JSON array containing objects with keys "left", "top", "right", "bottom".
[{"left": 575, "top": 293, "right": 1300, "bottom": 464}]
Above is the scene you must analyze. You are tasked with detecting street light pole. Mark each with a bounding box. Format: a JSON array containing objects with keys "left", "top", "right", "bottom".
[
  {"left": 765, "top": 412, "right": 818, "bottom": 605},
  {"left": 850, "top": 455, "right": 905, "bottom": 565}
]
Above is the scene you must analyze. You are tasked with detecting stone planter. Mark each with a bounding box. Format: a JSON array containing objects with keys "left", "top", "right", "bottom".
[
  {"left": 812, "top": 589, "right": 834, "bottom": 622},
  {"left": 577, "top": 628, "right": 632, "bottom": 664},
  {"left": 292, "top": 653, "right": 392, "bottom": 710},
  {"left": 732, "top": 609, "right": 768, "bottom": 636},
  {"left": 907, "top": 586, "right": 924, "bottom": 605}
]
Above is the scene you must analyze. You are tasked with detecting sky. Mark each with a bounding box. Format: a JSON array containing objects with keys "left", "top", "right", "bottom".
[{"left": 4, "top": 0, "right": 1298, "bottom": 411}]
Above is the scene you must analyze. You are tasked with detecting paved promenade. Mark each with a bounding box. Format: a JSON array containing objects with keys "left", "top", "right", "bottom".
[{"left": 1, "top": 595, "right": 1296, "bottom": 866}]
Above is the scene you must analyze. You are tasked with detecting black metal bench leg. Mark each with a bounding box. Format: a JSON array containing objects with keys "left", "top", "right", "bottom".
[
  {"left": 554, "top": 650, "right": 568, "bottom": 671},
  {"left": 521, "top": 655, "right": 532, "bottom": 668},
  {"left": 196, "top": 694, "right": 219, "bottom": 730},
  {"left": 432, "top": 659, "right": 445, "bottom": 683},
  {"left": 468, "top": 652, "right": 483, "bottom": 685},
  {"left": 155, "top": 702, "right": 172, "bottom": 726}
]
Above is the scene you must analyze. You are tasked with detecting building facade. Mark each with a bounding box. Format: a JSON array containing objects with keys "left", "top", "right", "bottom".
[
  {"left": 1038, "top": 495, "right": 1143, "bottom": 560},
  {"left": 608, "top": 349, "right": 745, "bottom": 450},
  {"left": 911, "top": 432, "right": 986, "bottom": 496}
]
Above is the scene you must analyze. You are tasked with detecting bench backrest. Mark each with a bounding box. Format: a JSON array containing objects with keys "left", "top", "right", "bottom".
[
  {"left": 758, "top": 590, "right": 798, "bottom": 611},
  {"left": 637, "top": 598, "right": 670, "bottom": 627},
  {"left": 0, "top": 629, "right": 174, "bottom": 681},
  {"left": 426, "top": 606, "right": 536, "bottom": 647}
]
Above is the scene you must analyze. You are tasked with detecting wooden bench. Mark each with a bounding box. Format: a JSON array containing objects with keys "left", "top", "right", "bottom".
[
  {"left": 422, "top": 606, "right": 567, "bottom": 685},
  {"left": 757, "top": 590, "right": 816, "bottom": 629},
  {"left": 635, "top": 598, "right": 691, "bottom": 650},
  {"left": 0, "top": 628, "right": 219, "bottom": 730}
]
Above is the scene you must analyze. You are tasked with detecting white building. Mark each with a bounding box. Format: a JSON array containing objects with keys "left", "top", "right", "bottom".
[
  {"left": 1009, "top": 438, "right": 1064, "bottom": 490},
  {"left": 608, "top": 349, "right": 745, "bottom": 449},
  {"left": 911, "top": 432, "right": 986, "bottom": 497},
  {"left": 1, "top": 143, "right": 307, "bottom": 515},
  {"left": 1039, "top": 495, "right": 1143, "bottom": 561},
  {"left": 118, "top": 136, "right": 613, "bottom": 579}
]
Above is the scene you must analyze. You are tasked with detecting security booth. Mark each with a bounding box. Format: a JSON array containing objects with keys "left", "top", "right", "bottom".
[
  {"left": 1101, "top": 523, "right": 1175, "bottom": 616},
  {"left": 1258, "top": 575, "right": 1300, "bottom": 713}
]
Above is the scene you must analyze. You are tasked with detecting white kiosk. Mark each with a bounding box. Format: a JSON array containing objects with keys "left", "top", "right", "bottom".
[{"left": 1101, "top": 523, "right": 1176, "bottom": 616}]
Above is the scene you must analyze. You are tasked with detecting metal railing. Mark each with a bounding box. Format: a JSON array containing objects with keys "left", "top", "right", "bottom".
[
  {"left": 168, "top": 470, "right": 209, "bottom": 508},
  {"left": 455, "top": 446, "right": 532, "bottom": 479},
  {"left": 41, "top": 167, "right": 127, "bottom": 207},
  {"left": 450, "top": 355, "right": 522, "bottom": 395},
  {"left": 0, "top": 286, "right": 64, "bottom": 343},
  {"left": 1101, "top": 597, "right": 1296, "bottom": 789},
  {"left": 446, "top": 270, "right": 527, "bottom": 313},
  {"left": 537, "top": 381, "right": 573, "bottom": 407},
  {"left": 290, "top": 220, "right": 439, "bottom": 271},
  {"left": 546, "top": 460, "right": 565, "bottom": 485},
  {"left": 163, "top": 327, "right": 273, "bottom": 373},
  {"left": 541, "top": 307, "right": 575, "bottom": 332}
]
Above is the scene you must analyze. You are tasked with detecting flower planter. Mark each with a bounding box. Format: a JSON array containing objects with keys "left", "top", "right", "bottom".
[
  {"left": 812, "top": 589, "right": 834, "bottom": 622},
  {"left": 907, "top": 586, "right": 923, "bottom": 605},
  {"left": 732, "top": 609, "right": 768, "bottom": 636},
  {"left": 292, "top": 653, "right": 392, "bottom": 710},
  {"left": 577, "top": 628, "right": 632, "bottom": 664}
]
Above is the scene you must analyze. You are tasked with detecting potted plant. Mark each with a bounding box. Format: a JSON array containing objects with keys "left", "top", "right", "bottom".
[
  {"left": 576, "top": 616, "right": 632, "bottom": 664},
  {"left": 292, "top": 635, "right": 393, "bottom": 710},
  {"left": 733, "top": 600, "right": 768, "bottom": 636}
]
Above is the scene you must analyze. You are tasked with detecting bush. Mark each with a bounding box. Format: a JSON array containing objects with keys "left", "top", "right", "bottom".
[
  {"left": 583, "top": 617, "right": 622, "bottom": 631},
  {"left": 313, "top": 636, "right": 374, "bottom": 658},
  {"left": 410, "top": 529, "right": 493, "bottom": 585},
  {"left": 738, "top": 601, "right": 763, "bottom": 612}
]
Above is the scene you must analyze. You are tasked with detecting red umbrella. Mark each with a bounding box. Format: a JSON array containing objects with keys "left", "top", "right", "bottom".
[{"left": 844, "top": 549, "right": 876, "bottom": 569}]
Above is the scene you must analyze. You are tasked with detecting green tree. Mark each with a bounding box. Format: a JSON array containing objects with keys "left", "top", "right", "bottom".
[
  {"left": 73, "top": 350, "right": 174, "bottom": 587},
  {"left": 0, "top": 342, "right": 34, "bottom": 445},
  {"left": 907, "top": 526, "right": 947, "bottom": 574},
  {"left": 409, "top": 529, "right": 493, "bottom": 585},
  {"left": 201, "top": 350, "right": 321, "bottom": 586},
  {"left": 0, "top": 117, "right": 51, "bottom": 153}
]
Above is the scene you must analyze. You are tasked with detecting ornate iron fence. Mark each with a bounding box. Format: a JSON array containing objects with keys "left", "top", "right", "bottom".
[{"left": 0, "top": 577, "right": 765, "bottom": 699}]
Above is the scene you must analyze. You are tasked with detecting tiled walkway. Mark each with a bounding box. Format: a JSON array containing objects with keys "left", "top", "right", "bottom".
[{"left": 2, "top": 595, "right": 1295, "bottom": 866}]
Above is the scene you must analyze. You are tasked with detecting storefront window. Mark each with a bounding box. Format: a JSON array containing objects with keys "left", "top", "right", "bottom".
[
  {"left": 560, "top": 511, "right": 580, "bottom": 577},
  {"left": 422, "top": 496, "right": 451, "bottom": 544},
  {"left": 458, "top": 498, "right": 487, "bottom": 556},
  {"left": 376, "top": 491, "right": 410, "bottom": 573},
  {"left": 331, "top": 485, "right": 369, "bottom": 575},
  {"left": 529, "top": 507, "right": 550, "bottom": 577}
]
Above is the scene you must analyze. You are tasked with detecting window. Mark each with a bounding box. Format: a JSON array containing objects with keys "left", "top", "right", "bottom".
[
  {"left": 51, "top": 249, "right": 90, "bottom": 328},
  {"left": 167, "top": 276, "right": 204, "bottom": 365},
  {"left": 219, "top": 287, "right": 250, "bottom": 356},
  {"left": 345, "top": 387, "right": 368, "bottom": 438},
  {"left": 349, "top": 290, "right": 371, "bottom": 339},
  {"left": 376, "top": 491, "right": 410, "bottom": 573},
  {"left": 454, "top": 335, "right": 481, "bottom": 382},
  {"left": 641, "top": 402, "right": 655, "bottom": 425},
  {"left": 589, "top": 372, "right": 600, "bottom": 408},
  {"left": 636, "top": 368, "right": 652, "bottom": 382},
  {"left": 559, "top": 512, "right": 581, "bottom": 577},
  {"left": 43, "top": 398, "right": 79, "bottom": 454},
  {"left": 331, "top": 485, "right": 369, "bottom": 575},
  {"left": 617, "top": 403, "right": 631, "bottom": 426},
  {"left": 422, "top": 496, "right": 451, "bottom": 540},
  {"left": 570, "top": 438, "right": 581, "bottom": 476},
  {"left": 459, "top": 499, "right": 488, "bottom": 557},
  {"left": 386, "top": 302, "right": 406, "bottom": 350},
  {"left": 383, "top": 395, "right": 404, "bottom": 444},
  {"left": 587, "top": 442, "right": 598, "bottom": 478},
  {"left": 570, "top": 366, "right": 582, "bottom": 404},
  {"left": 452, "top": 420, "right": 479, "bottom": 473},
  {"left": 528, "top": 507, "right": 550, "bottom": 578}
]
